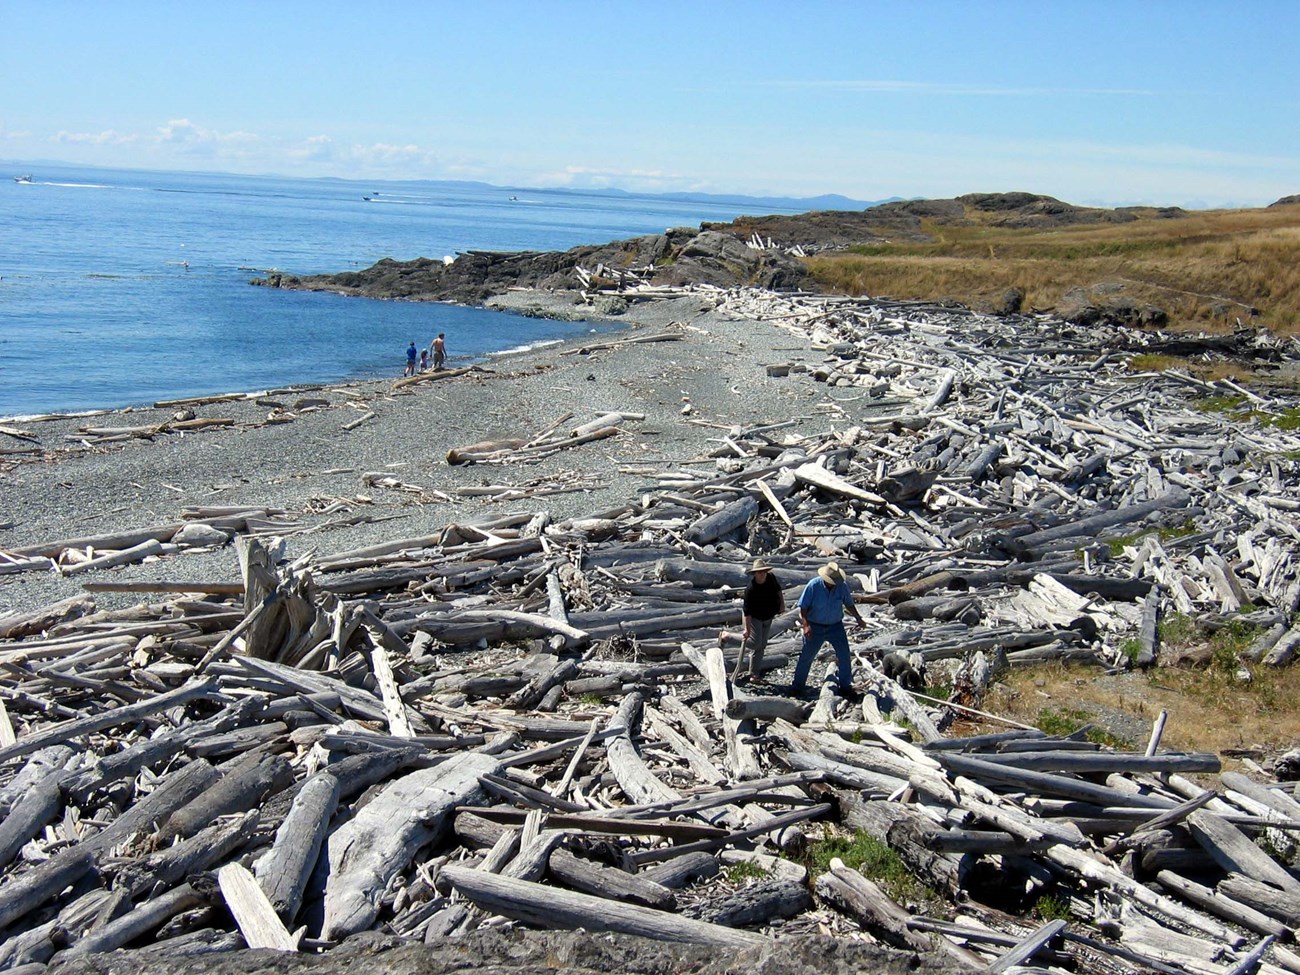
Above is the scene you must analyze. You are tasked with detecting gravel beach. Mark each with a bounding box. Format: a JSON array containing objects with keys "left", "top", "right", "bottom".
[{"left": 1, "top": 290, "right": 838, "bottom": 614}]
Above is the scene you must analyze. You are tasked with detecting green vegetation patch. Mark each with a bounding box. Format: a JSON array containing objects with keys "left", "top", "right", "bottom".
[
  {"left": 1034, "top": 893, "right": 1073, "bottom": 921},
  {"left": 1195, "top": 393, "right": 1250, "bottom": 413},
  {"left": 1105, "top": 519, "right": 1197, "bottom": 557},
  {"left": 723, "top": 859, "right": 771, "bottom": 883},
  {"left": 1035, "top": 707, "right": 1130, "bottom": 748},
  {"left": 807, "top": 831, "right": 911, "bottom": 888},
  {"left": 1127, "top": 353, "right": 1186, "bottom": 373}
]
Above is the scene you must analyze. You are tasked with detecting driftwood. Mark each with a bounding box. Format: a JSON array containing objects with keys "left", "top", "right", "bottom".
[
  {"left": 2, "top": 285, "right": 1300, "bottom": 969},
  {"left": 438, "top": 864, "right": 767, "bottom": 949},
  {"left": 255, "top": 771, "right": 340, "bottom": 921},
  {"left": 321, "top": 752, "right": 500, "bottom": 939}
]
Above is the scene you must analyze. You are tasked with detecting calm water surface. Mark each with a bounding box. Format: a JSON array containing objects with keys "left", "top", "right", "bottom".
[{"left": 1, "top": 164, "right": 791, "bottom": 416}]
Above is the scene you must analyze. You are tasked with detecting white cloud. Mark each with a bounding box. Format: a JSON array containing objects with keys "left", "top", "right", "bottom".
[
  {"left": 289, "top": 135, "right": 336, "bottom": 163},
  {"left": 0, "top": 120, "right": 32, "bottom": 141},
  {"left": 155, "top": 118, "right": 258, "bottom": 154},
  {"left": 539, "top": 164, "right": 701, "bottom": 192},
  {"left": 54, "top": 129, "right": 137, "bottom": 146}
]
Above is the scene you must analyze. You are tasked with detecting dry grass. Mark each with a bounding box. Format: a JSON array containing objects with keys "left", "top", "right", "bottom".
[
  {"left": 985, "top": 662, "right": 1300, "bottom": 759},
  {"left": 805, "top": 204, "right": 1300, "bottom": 334}
]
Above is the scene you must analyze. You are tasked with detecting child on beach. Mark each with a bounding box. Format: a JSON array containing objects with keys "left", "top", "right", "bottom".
[
  {"left": 418, "top": 349, "right": 429, "bottom": 372},
  {"left": 404, "top": 342, "right": 418, "bottom": 376}
]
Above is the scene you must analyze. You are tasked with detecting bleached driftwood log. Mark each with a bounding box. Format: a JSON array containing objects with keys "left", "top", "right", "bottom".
[{"left": 321, "top": 751, "right": 501, "bottom": 939}]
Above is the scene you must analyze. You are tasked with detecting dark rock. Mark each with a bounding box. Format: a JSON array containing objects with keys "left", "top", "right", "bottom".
[
  {"left": 975, "top": 288, "right": 1024, "bottom": 316},
  {"left": 44, "top": 929, "right": 962, "bottom": 975},
  {"left": 957, "top": 191, "right": 1056, "bottom": 212},
  {"left": 1057, "top": 286, "right": 1167, "bottom": 329},
  {"left": 260, "top": 226, "right": 812, "bottom": 305}
]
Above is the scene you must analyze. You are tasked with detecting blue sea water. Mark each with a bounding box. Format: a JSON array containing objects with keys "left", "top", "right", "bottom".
[{"left": 1, "top": 164, "right": 793, "bottom": 418}]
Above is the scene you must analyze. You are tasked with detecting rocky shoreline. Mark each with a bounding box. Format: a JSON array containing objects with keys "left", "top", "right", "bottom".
[
  {"left": 0, "top": 290, "right": 836, "bottom": 614},
  {"left": 253, "top": 191, "right": 1264, "bottom": 328}
]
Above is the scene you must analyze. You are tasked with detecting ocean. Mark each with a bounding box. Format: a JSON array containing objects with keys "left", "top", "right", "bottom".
[{"left": 1, "top": 164, "right": 793, "bottom": 418}]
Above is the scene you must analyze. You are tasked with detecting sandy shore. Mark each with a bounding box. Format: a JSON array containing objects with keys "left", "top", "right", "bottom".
[{"left": 0, "top": 290, "right": 838, "bottom": 614}]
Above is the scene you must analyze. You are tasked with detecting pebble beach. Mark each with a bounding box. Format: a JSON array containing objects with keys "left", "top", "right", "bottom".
[{"left": 0, "top": 290, "right": 836, "bottom": 615}]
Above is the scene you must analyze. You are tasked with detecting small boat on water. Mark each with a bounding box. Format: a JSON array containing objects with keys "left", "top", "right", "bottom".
[{"left": 14, "top": 175, "right": 33, "bottom": 183}]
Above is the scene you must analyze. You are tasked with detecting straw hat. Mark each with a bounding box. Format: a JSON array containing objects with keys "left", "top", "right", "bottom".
[
  {"left": 817, "top": 561, "right": 845, "bottom": 585},
  {"left": 746, "top": 558, "right": 772, "bottom": 574}
]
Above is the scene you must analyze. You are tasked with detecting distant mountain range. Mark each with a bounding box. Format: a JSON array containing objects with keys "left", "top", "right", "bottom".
[
  {"left": 315, "top": 173, "right": 893, "bottom": 212},
  {"left": 531, "top": 186, "right": 898, "bottom": 212},
  {"left": 4, "top": 157, "right": 895, "bottom": 212}
]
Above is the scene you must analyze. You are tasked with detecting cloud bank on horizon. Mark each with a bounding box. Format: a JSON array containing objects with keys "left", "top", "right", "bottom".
[{"left": 3, "top": 1, "right": 1297, "bottom": 209}]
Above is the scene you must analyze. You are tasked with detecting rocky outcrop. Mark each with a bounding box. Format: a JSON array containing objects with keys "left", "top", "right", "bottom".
[
  {"left": 251, "top": 191, "right": 1202, "bottom": 323},
  {"left": 46, "top": 929, "right": 961, "bottom": 975},
  {"left": 1057, "top": 284, "right": 1168, "bottom": 329},
  {"left": 254, "top": 227, "right": 813, "bottom": 305},
  {"left": 1270, "top": 194, "right": 1300, "bottom": 207}
]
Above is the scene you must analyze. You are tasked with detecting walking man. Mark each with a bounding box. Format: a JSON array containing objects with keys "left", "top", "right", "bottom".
[
  {"left": 791, "top": 561, "right": 866, "bottom": 697},
  {"left": 732, "top": 559, "right": 784, "bottom": 684},
  {"left": 404, "top": 341, "right": 418, "bottom": 377},
  {"left": 431, "top": 332, "right": 447, "bottom": 369}
]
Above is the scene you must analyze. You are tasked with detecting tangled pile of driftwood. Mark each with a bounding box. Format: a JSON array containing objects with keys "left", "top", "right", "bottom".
[{"left": 3, "top": 286, "right": 1300, "bottom": 973}]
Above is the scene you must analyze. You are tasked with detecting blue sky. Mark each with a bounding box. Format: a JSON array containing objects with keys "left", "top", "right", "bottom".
[{"left": 2, "top": 0, "right": 1296, "bottom": 207}]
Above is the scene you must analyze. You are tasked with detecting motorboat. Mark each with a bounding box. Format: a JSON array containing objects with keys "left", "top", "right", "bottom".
[{"left": 14, "top": 175, "right": 33, "bottom": 183}]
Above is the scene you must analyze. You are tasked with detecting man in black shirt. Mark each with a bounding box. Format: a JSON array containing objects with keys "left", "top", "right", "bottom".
[{"left": 732, "top": 558, "right": 785, "bottom": 683}]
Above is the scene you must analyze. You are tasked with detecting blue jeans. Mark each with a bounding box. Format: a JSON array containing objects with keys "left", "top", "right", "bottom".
[{"left": 792, "top": 621, "right": 853, "bottom": 694}]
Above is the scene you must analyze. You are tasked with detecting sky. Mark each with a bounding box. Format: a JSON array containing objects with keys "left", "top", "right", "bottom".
[{"left": 2, "top": 0, "right": 1297, "bottom": 208}]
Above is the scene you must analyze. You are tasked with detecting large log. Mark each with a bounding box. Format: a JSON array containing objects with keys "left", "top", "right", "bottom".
[
  {"left": 10, "top": 524, "right": 185, "bottom": 559},
  {"left": 160, "top": 753, "right": 294, "bottom": 843},
  {"left": 639, "top": 851, "right": 721, "bottom": 889},
  {"left": 0, "top": 778, "right": 62, "bottom": 871},
  {"left": 1186, "top": 809, "right": 1300, "bottom": 895},
  {"left": 1155, "top": 870, "right": 1289, "bottom": 939},
  {"left": 547, "top": 848, "right": 676, "bottom": 909},
  {"left": 815, "top": 862, "right": 959, "bottom": 956},
  {"left": 973, "top": 750, "right": 1220, "bottom": 775},
  {"left": 1004, "top": 493, "right": 1187, "bottom": 557},
  {"left": 321, "top": 751, "right": 501, "bottom": 939},
  {"left": 1218, "top": 873, "right": 1300, "bottom": 926},
  {"left": 934, "top": 752, "right": 1176, "bottom": 810},
  {"left": 216, "top": 862, "right": 299, "bottom": 951},
  {"left": 255, "top": 771, "right": 341, "bottom": 921},
  {"left": 687, "top": 877, "right": 810, "bottom": 927},
  {"left": 654, "top": 556, "right": 805, "bottom": 592},
  {"left": 683, "top": 496, "right": 759, "bottom": 545},
  {"left": 836, "top": 793, "right": 970, "bottom": 896},
  {"left": 115, "top": 810, "right": 260, "bottom": 897},
  {"left": 0, "top": 594, "right": 96, "bottom": 639},
  {"left": 0, "top": 848, "right": 96, "bottom": 933},
  {"left": 724, "top": 694, "right": 811, "bottom": 724},
  {"left": 55, "top": 884, "right": 207, "bottom": 959},
  {"left": 439, "top": 864, "right": 767, "bottom": 948},
  {"left": 83, "top": 757, "right": 222, "bottom": 856}
]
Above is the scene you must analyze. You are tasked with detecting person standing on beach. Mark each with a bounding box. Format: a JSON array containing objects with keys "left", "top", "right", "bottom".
[
  {"left": 732, "top": 558, "right": 785, "bottom": 684},
  {"left": 790, "top": 561, "right": 866, "bottom": 698},
  {"left": 404, "top": 342, "right": 418, "bottom": 376},
  {"left": 418, "top": 349, "right": 429, "bottom": 372},
  {"left": 431, "top": 333, "right": 447, "bottom": 369}
]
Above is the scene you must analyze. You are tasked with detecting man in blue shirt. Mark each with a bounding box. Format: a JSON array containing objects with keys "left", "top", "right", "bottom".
[{"left": 792, "top": 561, "right": 866, "bottom": 697}]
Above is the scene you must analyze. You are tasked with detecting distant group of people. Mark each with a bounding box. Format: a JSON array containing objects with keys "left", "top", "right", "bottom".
[{"left": 404, "top": 333, "right": 447, "bottom": 376}]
